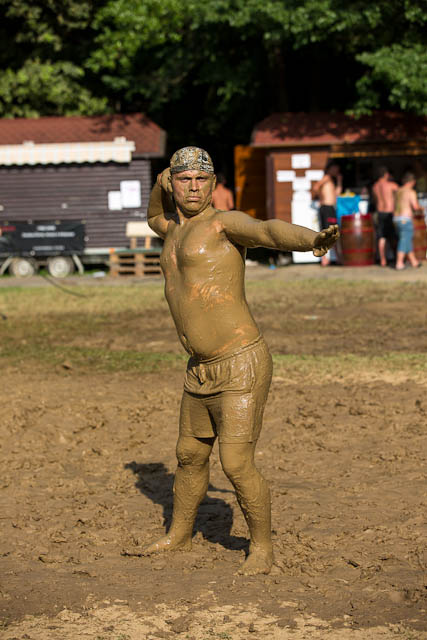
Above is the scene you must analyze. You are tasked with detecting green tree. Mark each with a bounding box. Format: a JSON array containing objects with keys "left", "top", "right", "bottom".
[
  {"left": 0, "top": 0, "right": 109, "bottom": 116},
  {"left": 0, "top": 0, "right": 425, "bottom": 157}
]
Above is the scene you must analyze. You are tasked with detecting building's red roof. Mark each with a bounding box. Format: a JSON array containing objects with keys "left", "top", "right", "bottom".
[
  {"left": 0, "top": 113, "right": 166, "bottom": 156},
  {"left": 251, "top": 112, "right": 427, "bottom": 147}
]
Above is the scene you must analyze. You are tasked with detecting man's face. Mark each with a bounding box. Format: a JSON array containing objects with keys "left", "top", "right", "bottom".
[{"left": 170, "top": 170, "right": 215, "bottom": 217}]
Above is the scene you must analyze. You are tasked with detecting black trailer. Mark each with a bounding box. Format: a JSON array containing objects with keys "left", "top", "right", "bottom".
[{"left": 0, "top": 220, "right": 85, "bottom": 277}]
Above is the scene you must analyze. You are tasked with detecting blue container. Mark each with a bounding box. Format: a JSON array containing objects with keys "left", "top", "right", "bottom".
[{"left": 336, "top": 195, "right": 361, "bottom": 226}]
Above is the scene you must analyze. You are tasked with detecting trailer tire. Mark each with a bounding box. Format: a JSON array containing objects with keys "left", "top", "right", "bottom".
[
  {"left": 47, "top": 256, "right": 75, "bottom": 278},
  {"left": 9, "top": 257, "right": 38, "bottom": 278}
]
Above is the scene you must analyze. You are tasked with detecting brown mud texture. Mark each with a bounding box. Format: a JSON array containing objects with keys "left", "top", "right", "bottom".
[{"left": 1, "top": 268, "right": 427, "bottom": 639}]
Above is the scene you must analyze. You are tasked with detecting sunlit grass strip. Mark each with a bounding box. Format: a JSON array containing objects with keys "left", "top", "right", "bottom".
[
  {"left": 0, "top": 345, "right": 187, "bottom": 372},
  {"left": 272, "top": 352, "right": 427, "bottom": 375},
  {"left": 1, "top": 343, "right": 426, "bottom": 376}
]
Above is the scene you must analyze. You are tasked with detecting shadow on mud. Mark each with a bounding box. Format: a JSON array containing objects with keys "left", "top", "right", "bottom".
[{"left": 125, "top": 461, "right": 249, "bottom": 553}]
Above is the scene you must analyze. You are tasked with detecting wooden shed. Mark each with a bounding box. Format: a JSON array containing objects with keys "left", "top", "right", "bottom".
[
  {"left": 235, "top": 112, "right": 427, "bottom": 223},
  {"left": 0, "top": 113, "right": 166, "bottom": 262}
]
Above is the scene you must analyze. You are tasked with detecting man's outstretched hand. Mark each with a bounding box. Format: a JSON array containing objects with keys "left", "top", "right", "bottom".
[{"left": 313, "top": 224, "right": 340, "bottom": 257}]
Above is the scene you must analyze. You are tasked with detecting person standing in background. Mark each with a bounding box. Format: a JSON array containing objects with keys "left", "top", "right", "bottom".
[
  {"left": 372, "top": 166, "right": 399, "bottom": 267},
  {"left": 211, "top": 173, "right": 234, "bottom": 211},
  {"left": 394, "top": 171, "right": 422, "bottom": 270},
  {"left": 313, "top": 162, "right": 343, "bottom": 266}
]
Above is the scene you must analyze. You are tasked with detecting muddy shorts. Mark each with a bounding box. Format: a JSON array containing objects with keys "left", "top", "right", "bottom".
[{"left": 180, "top": 336, "right": 273, "bottom": 443}]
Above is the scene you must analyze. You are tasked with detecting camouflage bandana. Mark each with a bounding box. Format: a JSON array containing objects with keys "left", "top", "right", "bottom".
[{"left": 170, "top": 147, "right": 214, "bottom": 174}]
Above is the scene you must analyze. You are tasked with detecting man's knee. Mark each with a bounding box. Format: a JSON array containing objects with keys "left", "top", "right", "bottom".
[
  {"left": 220, "top": 442, "right": 254, "bottom": 481},
  {"left": 176, "top": 436, "right": 212, "bottom": 467}
]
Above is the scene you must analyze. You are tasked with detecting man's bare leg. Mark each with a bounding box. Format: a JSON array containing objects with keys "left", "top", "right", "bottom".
[
  {"left": 378, "top": 237, "right": 387, "bottom": 266},
  {"left": 395, "top": 250, "right": 406, "bottom": 270},
  {"left": 407, "top": 250, "right": 420, "bottom": 268},
  {"left": 143, "top": 436, "right": 214, "bottom": 554},
  {"left": 219, "top": 441, "right": 273, "bottom": 575}
]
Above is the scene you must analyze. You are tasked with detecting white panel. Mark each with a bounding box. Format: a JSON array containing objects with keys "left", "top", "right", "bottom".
[
  {"left": 291, "top": 202, "right": 320, "bottom": 263},
  {"left": 305, "top": 170, "right": 324, "bottom": 181},
  {"left": 108, "top": 191, "right": 122, "bottom": 210},
  {"left": 120, "top": 180, "right": 141, "bottom": 208},
  {"left": 276, "top": 170, "right": 295, "bottom": 182},
  {"left": 292, "top": 190, "right": 311, "bottom": 202},
  {"left": 293, "top": 177, "right": 311, "bottom": 191},
  {"left": 291, "top": 153, "right": 311, "bottom": 169}
]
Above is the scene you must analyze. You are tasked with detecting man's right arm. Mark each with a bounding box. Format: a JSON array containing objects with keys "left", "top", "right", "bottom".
[{"left": 147, "top": 169, "right": 174, "bottom": 239}]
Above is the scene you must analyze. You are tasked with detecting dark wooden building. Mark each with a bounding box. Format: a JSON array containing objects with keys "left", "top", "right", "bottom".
[
  {"left": 235, "top": 111, "right": 427, "bottom": 223},
  {"left": 0, "top": 113, "right": 166, "bottom": 259}
]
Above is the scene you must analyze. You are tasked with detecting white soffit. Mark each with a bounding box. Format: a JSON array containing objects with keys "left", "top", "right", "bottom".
[{"left": 0, "top": 137, "right": 136, "bottom": 165}]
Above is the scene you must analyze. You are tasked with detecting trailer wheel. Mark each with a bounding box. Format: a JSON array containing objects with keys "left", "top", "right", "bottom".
[
  {"left": 9, "top": 257, "right": 38, "bottom": 278},
  {"left": 47, "top": 256, "right": 75, "bottom": 278}
]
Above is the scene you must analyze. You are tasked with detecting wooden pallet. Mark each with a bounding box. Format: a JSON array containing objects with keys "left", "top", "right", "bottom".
[{"left": 109, "top": 250, "right": 162, "bottom": 277}]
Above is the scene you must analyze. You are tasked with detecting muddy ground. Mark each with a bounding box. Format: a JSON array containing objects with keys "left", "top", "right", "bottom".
[{"left": 1, "top": 265, "right": 427, "bottom": 639}]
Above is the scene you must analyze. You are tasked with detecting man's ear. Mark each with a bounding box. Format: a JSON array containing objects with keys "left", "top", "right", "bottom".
[{"left": 212, "top": 175, "right": 217, "bottom": 190}]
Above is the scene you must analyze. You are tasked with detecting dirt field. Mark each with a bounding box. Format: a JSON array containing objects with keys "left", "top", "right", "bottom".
[{"left": 1, "top": 265, "right": 427, "bottom": 639}]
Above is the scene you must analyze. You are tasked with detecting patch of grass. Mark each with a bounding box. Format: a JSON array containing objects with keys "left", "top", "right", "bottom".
[
  {"left": 273, "top": 352, "right": 427, "bottom": 377},
  {"left": 0, "top": 343, "right": 186, "bottom": 372}
]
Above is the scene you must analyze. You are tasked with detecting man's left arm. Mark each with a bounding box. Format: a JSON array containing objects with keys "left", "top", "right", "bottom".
[{"left": 218, "top": 211, "right": 339, "bottom": 256}]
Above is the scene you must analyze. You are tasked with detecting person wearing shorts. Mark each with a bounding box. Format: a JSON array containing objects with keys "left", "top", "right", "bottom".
[
  {"left": 314, "top": 162, "right": 342, "bottom": 266},
  {"left": 393, "top": 171, "right": 421, "bottom": 270},
  {"left": 372, "top": 167, "right": 398, "bottom": 266},
  {"left": 143, "top": 145, "right": 339, "bottom": 575}
]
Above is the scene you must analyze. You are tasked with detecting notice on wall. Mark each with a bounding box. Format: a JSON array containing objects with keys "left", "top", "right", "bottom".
[
  {"left": 291, "top": 202, "right": 320, "bottom": 264},
  {"left": 108, "top": 191, "right": 122, "bottom": 210},
  {"left": 120, "top": 180, "right": 141, "bottom": 208},
  {"left": 292, "top": 190, "right": 312, "bottom": 202},
  {"left": 276, "top": 170, "right": 296, "bottom": 182},
  {"left": 305, "top": 170, "right": 324, "bottom": 181},
  {"left": 293, "top": 177, "right": 311, "bottom": 191},
  {"left": 291, "top": 153, "right": 311, "bottom": 169}
]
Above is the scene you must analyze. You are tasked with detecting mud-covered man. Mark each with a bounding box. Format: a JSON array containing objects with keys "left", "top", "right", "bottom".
[{"left": 144, "top": 147, "right": 339, "bottom": 575}]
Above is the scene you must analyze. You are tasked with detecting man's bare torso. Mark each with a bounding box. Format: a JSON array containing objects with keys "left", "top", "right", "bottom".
[
  {"left": 211, "top": 184, "right": 234, "bottom": 211},
  {"left": 160, "top": 207, "right": 259, "bottom": 360},
  {"left": 318, "top": 176, "right": 337, "bottom": 206},
  {"left": 394, "top": 186, "right": 417, "bottom": 218},
  {"left": 373, "top": 178, "right": 398, "bottom": 212}
]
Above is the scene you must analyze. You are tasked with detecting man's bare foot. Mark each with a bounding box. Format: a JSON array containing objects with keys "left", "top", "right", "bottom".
[
  {"left": 237, "top": 545, "right": 273, "bottom": 576},
  {"left": 142, "top": 532, "right": 192, "bottom": 556}
]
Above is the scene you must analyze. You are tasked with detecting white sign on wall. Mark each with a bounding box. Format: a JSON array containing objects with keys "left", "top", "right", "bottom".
[
  {"left": 291, "top": 154, "right": 311, "bottom": 169},
  {"left": 293, "top": 177, "right": 311, "bottom": 191},
  {"left": 292, "top": 190, "right": 312, "bottom": 202},
  {"left": 120, "top": 180, "right": 141, "bottom": 208},
  {"left": 291, "top": 202, "right": 320, "bottom": 263},
  {"left": 108, "top": 191, "right": 122, "bottom": 210},
  {"left": 305, "top": 170, "right": 324, "bottom": 181},
  {"left": 276, "top": 170, "right": 296, "bottom": 182}
]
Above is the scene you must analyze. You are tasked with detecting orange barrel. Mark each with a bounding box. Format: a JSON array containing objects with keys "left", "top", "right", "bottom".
[
  {"left": 339, "top": 213, "right": 376, "bottom": 266},
  {"left": 413, "top": 213, "right": 427, "bottom": 261}
]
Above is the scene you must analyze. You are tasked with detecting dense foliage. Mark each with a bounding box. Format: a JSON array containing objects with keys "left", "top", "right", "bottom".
[{"left": 0, "top": 0, "right": 426, "bottom": 157}]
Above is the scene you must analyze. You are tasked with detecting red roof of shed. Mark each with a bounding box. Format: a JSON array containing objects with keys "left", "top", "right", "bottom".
[
  {"left": 251, "top": 112, "right": 427, "bottom": 147},
  {"left": 0, "top": 113, "right": 166, "bottom": 156}
]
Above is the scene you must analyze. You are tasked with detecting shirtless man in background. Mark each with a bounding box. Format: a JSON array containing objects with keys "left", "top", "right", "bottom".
[
  {"left": 394, "top": 171, "right": 422, "bottom": 270},
  {"left": 145, "top": 146, "right": 339, "bottom": 575},
  {"left": 372, "top": 166, "right": 398, "bottom": 267},
  {"left": 211, "top": 172, "right": 234, "bottom": 210},
  {"left": 313, "top": 162, "right": 343, "bottom": 266}
]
